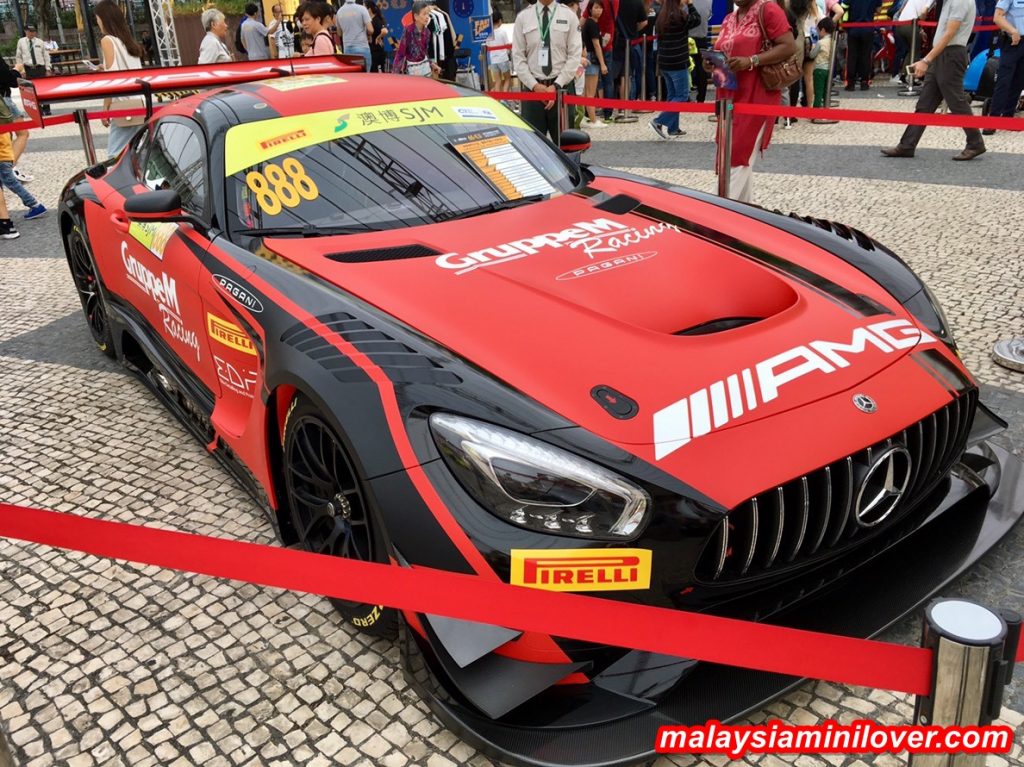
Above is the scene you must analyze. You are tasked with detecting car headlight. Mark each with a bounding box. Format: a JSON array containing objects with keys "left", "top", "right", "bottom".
[
  {"left": 430, "top": 413, "right": 650, "bottom": 540},
  {"left": 904, "top": 284, "right": 957, "bottom": 352}
]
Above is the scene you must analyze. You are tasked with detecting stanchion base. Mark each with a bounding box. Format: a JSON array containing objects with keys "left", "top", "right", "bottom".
[
  {"left": 993, "top": 338, "right": 1024, "bottom": 373},
  {"left": 898, "top": 88, "right": 921, "bottom": 97},
  {"left": 613, "top": 114, "right": 639, "bottom": 123}
]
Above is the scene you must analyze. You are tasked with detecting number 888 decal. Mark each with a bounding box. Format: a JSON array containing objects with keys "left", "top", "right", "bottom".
[{"left": 245, "top": 158, "right": 320, "bottom": 216}]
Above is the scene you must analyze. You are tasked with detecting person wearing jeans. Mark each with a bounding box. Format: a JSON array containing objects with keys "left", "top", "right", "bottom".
[
  {"left": 0, "top": 133, "right": 45, "bottom": 220},
  {"left": 985, "top": 0, "right": 1024, "bottom": 135},
  {"left": 337, "top": 0, "right": 373, "bottom": 71},
  {"left": 649, "top": 0, "right": 700, "bottom": 139}
]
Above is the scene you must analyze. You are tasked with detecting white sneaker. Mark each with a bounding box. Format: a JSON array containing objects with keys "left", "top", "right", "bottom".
[
  {"left": 588, "top": 120, "right": 608, "bottom": 129},
  {"left": 13, "top": 167, "right": 32, "bottom": 182}
]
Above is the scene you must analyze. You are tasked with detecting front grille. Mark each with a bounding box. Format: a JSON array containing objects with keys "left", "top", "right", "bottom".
[{"left": 697, "top": 390, "right": 977, "bottom": 583}]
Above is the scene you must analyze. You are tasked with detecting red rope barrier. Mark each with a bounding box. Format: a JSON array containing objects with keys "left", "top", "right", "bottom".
[
  {"left": 732, "top": 102, "right": 1024, "bottom": 131},
  {"left": 0, "top": 501, "right": 936, "bottom": 696},
  {"left": 567, "top": 94, "right": 716, "bottom": 113}
]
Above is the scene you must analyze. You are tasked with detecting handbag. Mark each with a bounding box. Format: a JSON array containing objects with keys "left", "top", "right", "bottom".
[
  {"left": 108, "top": 37, "right": 145, "bottom": 127},
  {"left": 406, "top": 58, "right": 433, "bottom": 77},
  {"left": 755, "top": 3, "right": 803, "bottom": 91}
]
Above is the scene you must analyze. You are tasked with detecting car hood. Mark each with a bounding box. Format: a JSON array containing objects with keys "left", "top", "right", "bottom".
[{"left": 265, "top": 178, "right": 956, "bottom": 497}]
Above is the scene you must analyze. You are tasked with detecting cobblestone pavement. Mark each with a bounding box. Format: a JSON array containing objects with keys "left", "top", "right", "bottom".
[{"left": 1, "top": 78, "right": 1023, "bottom": 767}]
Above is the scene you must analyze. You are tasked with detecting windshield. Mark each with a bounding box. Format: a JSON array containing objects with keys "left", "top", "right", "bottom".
[{"left": 224, "top": 97, "right": 580, "bottom": 237}]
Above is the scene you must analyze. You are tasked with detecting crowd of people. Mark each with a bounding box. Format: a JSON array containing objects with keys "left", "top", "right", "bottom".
[{"left": 0, "top": 0, "right": 1018, "bottom": 235}]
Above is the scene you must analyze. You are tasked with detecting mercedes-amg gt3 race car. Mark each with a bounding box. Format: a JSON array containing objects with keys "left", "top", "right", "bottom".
[{"left": 52, "top": 67, "right": 1024, "bottom": 767}]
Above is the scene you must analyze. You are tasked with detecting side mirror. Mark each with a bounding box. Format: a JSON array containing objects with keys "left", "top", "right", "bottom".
[
  {"left": 124, "top": 189, "right": 184, "bottom": 221},
  {"left": 559, "top": 129, "right": 592, "bottom": 155}
]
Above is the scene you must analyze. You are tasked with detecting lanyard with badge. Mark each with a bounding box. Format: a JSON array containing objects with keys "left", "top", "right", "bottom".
[{"left": 536, "top": 3, "right": 553, "bottom": 72}]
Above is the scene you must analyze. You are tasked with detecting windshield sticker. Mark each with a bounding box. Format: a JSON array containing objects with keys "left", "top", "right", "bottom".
[
  {"left": 260, "top": 74, "right": 347, "bottom": 92},
  {"left": 452, "top": 129, "right": 555, "bottom": 201},
  {"left": 245, "top": 158, "right": 319, "bottom": 216},
  {"left": 224, "top": 96, "right": 528, "bottom": 176}
]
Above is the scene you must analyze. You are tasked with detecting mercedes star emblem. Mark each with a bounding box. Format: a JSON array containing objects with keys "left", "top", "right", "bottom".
[
  {"left": 854, "top": 446, "right": 912, "bottom": 528},
  {"left": 853, "top": 393, "right": 877, "bottom": 413}
]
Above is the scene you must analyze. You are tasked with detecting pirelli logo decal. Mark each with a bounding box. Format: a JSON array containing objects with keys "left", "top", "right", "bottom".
[
  {"left": 510, "top": 549, "right": 652, "bottom": 592},
  {"left": 206, "top": 313, "right": 257, "bottom": 356}
]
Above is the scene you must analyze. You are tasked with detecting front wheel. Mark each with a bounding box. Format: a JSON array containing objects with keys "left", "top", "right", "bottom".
[
  {"left": 67, "top": 227, "right": 116, "bottom": 359},
  {"left": 282, "top": 396, "right": 397, "bottom": 638}
]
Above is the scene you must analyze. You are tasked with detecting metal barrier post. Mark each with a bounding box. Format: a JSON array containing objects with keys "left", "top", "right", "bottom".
[
  {"left": 993, "top": 337, "right": 1024, "bottom": 372},
  {"left": 555, "top": 86, "right": 565, "bottom": 142},
  {"left": 900, "top": 19, "right": 921, "bottom": 96},
  {"left": 910, "top": 599, "right": 1019, "bottom": 767},
  {"left": 641, "top": 34, "right": 648, "bottom": 102},
  {"left": 716, "top": 97, "right": 733, "bottom": 199},
  {"left": 74, "top": 108, "right": 98, "bottom": 166},
  {"left": 616, "top": 43, "right": 638, "bottom": 123},
  {"left": 826, "top": 29, "right": 841, "bottom": 107}
]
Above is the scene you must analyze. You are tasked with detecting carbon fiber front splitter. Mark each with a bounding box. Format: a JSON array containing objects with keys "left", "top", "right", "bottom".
[{"left": 401, "top": 441, "right": 1024, "bottom": 767}]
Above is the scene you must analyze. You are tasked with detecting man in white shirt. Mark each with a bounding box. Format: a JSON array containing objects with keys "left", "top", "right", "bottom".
[
  {"left": 513, "top": 0, "right": 583, "bottom": 141},
  {"left": 15, "top": 26, "right": 50, "bottom": 80}
]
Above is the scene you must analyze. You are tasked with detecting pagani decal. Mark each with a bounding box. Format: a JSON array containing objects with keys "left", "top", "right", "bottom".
[
  {"left": 510, "top": 549, "right": 653, "bottom": 592},
  {"left": 206, "top": 313, "right": 257, "bottom": 356},
  {"left": 653, "top": 319, "right": 938, "bottom": 460},
  {"left": 556, "top": 251, "right": 657, "bottom": 281},
  {"left": 214, "top": 274, "right": 265, "bottom": 313}
]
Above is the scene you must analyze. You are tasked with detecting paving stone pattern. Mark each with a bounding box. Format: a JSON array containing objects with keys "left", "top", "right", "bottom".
[{"left": 1, "top": 79, "right": 1023, "bottom": 766}]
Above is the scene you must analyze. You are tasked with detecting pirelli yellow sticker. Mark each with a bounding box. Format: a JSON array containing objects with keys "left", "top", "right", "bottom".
[
  {"left": 206, "top": 313, "right": 257, "bottom": 356},
  {"left": 128, "top": 221, "right": 178, "bottom": 261},
  {"left": 510, "top": 549, "right": 652, "bottom": 592},
  {"left": 224, "top": 96, "right": 529, "bottom": 176}
]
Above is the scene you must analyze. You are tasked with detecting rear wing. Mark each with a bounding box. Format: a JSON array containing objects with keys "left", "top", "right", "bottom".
[{"left": 18, "top": 55, "right": 365, "bottom": 127}]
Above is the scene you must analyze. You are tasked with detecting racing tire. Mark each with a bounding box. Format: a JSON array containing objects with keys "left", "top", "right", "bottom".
[
  {"left": 67, "top": 227, "right": 116, "bottom": 359},
  {"left": 282, "top": 396, "right": 398, "bottom": 638}
]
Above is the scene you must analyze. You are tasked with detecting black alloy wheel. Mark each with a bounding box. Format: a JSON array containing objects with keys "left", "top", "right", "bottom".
[
  {"left": 67, "top": 228, "right": 116, "bottom": 358},
  {"left": 282, "top": 396, "right": 397, "bottom": 637}
]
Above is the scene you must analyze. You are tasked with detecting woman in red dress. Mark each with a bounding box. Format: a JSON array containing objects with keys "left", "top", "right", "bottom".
[{"left": 712, "top": 0, "right": 797, "bottom": 203}]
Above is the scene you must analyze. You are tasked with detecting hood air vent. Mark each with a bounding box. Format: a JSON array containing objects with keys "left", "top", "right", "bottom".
[
  {"left": 676, "top": 317, "right": 763, "bottom": 336},
  {"left": 325, "top": 244, "right": 442, "bottom": 263}
]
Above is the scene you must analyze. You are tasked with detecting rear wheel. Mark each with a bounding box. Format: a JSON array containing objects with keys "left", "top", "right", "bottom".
[
  {"left": 67, "top": 228, "right": 116, "bottom": 359},
  {"left": 282, "top": 396, "right": 397, "bottom": 638}
]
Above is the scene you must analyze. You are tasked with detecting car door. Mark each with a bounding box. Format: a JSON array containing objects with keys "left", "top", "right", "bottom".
[{"left": 100, "top": 118, "right": 221, "bottom": 396}]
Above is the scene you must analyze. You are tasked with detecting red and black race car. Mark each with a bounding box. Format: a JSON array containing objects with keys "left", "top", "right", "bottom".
[{"left": 46, "top": 63, "right": 1024, "bottom": 767}]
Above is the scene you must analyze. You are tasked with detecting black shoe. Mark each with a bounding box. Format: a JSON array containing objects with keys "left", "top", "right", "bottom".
[
  {"left": 881, "top": 146, "right": 915, "bottom": 158},
  {"left": 982, "top": 128, "right": 996, "bottom": 136},
  {"left": 844, "top": 84, "right": 856, "bottom": 91},
  {"left": 0, "top": 218, "right": 20, "bottom": 239},
  {"left": 860, "top": 82, "right": 870, "bottom": 91},
  {"left": 952, "top": 146, "right": 986, "bottom": 161}
]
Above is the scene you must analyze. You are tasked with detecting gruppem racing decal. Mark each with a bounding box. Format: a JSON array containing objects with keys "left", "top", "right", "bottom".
[
  {"left": 224, "top": 96, "right": 530, "bottom": 176},
  {"left": 435, "top": 217, "right": 679, "bottom": 275},
  {"left": 510, "top": 548, "right": 653, "bottom": 592},
  {"left": 652, "top": 319, "right": 938, "bottom": 460},
  {"left": 121, "top": 241, "right": 201, "bottom": 361}
]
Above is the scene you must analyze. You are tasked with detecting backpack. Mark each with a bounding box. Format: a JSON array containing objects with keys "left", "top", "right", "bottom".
[{"left": 235, "top": 17, "right": 248, "bottom": 55}]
